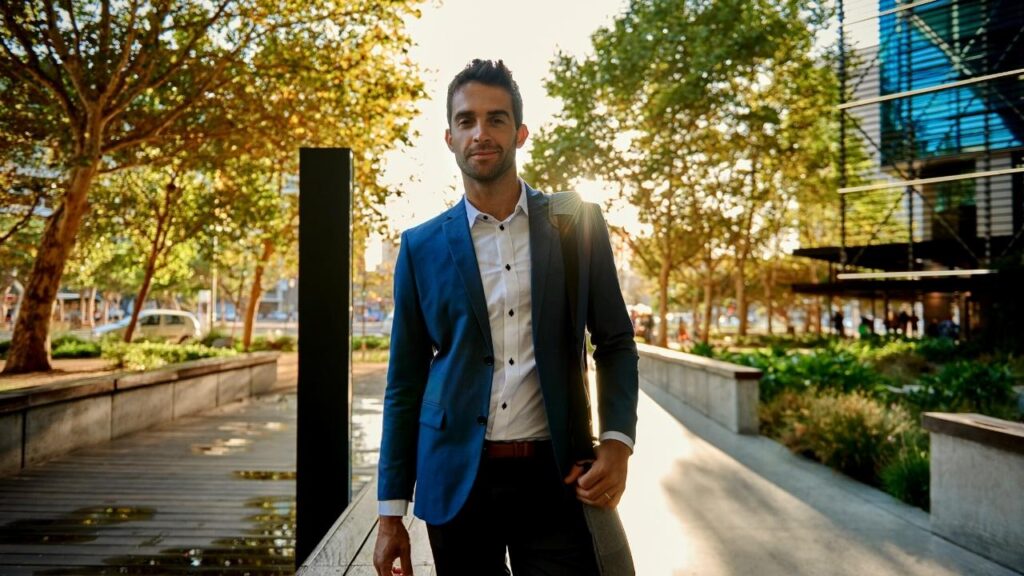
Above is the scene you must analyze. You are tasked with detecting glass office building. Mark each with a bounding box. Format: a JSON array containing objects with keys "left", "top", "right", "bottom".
[{"left": 793, "top": 0, "right": 1024, "bottom": 339}]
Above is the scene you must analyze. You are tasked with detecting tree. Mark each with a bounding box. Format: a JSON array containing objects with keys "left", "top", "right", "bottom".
[
  {"left": 526, "top": 0, "right": 840, "bottom": 344},
  {"left": 0, "top": 0, "right": 424, "bottom": 372}
]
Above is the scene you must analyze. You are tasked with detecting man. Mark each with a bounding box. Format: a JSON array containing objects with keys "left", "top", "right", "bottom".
[{"left": 374, "top": 59, "right": 638, "bottom": 576}]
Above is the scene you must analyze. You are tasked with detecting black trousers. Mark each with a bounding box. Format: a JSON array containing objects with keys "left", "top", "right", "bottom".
[{"left": 426, "top": 443, "right": 599, "bottom": 576}]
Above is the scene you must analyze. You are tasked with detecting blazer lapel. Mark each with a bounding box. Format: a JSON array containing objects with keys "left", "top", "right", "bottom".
[
  {"left": 527, "top": 185, "right": 558, "bottom": 334},
  {"left": 443, "top": 202, "right": 493, "bottom": 354}
]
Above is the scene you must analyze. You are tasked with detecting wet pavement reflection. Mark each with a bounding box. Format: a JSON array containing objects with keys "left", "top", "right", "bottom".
[{"left": 0, "top": 363, "right": 389, "bottom": 575}]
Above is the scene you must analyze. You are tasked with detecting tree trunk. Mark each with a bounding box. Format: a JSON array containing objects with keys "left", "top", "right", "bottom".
[
  {"left": 3, "top": 162, "right": 99, "bottom": 373},
  {"left": 736, "top": 261, "right": 748, "bottom": 337},
  {"left": 701, "top": 265, "right": 714, "bottom": 342},
  {"left": 86, "top": 287, "right": 96, "bottom": 328},
  {"left": 243, "top": 238, "right": 275, "bottom": 350},
  {"left": 765, "top": 267, "right": 774, "bottom": 335},
  {"left": 657, "top": 261, "right": 670, "bottom": 348},
  {"left": 124, "top": 248, "right": 161, "bottom": 343}
]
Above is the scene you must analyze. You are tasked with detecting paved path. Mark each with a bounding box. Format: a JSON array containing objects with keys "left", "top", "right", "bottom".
[
  {"left": 0, "top": 360, "right": 384, "bottom": 575},
  {"left": 629, "top": 382, "right": 1020, "bottom": 576}
]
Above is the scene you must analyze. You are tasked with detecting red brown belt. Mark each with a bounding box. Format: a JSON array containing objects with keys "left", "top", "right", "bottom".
[{"left": 483, "top": 440, "right": 548, "bottom": 459}]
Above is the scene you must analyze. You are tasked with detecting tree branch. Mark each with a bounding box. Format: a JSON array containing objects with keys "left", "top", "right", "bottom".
[
  {"left": 103, "top": 0, "right": 237, "bottom": 122},
  {"left": 0, "top": 189, "right": 44, "bottom": 248}
]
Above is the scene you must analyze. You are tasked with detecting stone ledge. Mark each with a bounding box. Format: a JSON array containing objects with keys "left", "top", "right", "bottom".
[
  {"left": 637, "top": 343, "right": 763, "bottom": 380},
  {"left": 0, "top": 352, "right": 279, "bottom": 477},
  {"left": 637, "top": 343, "right": 761, "bottom": 434},
  {"left": 922, "top": 412, "right": 1024, "bottom": 455}
]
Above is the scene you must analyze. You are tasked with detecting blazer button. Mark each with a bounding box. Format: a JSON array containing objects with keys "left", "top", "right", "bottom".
[
  {"left": 484, "top": 356, "right": 494, "bottom": 366},
  {"left": 476, "top": 415, "right": 487, "bottom": 425}
]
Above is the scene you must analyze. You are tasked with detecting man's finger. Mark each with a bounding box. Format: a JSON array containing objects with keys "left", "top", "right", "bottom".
[{"left": 563, "top": 463, "right": 586, "bottom": 485}]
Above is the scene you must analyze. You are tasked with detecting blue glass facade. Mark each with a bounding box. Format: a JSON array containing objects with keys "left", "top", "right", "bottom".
[{"left": 878, "top": 0, "right": 1024, "bottom": 165}]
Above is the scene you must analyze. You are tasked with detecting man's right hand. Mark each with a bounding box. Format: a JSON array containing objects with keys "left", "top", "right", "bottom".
[{"left": 373, "top": 515, "right": 413, "bottom": 576}]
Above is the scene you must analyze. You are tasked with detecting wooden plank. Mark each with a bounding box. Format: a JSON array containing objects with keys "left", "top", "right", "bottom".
[
  {"left": 302, "top": 479, "right": 378, "bottom": 569},
  {"left": 0, "top": 364, "right": 387, "bottom": 575}
]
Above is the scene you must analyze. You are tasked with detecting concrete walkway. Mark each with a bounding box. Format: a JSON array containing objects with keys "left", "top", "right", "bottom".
[{"left": 628, "top": 381, "right": 1020, "bottom": 576}]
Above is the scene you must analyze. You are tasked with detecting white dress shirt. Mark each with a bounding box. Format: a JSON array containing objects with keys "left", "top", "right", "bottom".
[{"left": 379, "top": 181, "right": 632, "bottom": 516}]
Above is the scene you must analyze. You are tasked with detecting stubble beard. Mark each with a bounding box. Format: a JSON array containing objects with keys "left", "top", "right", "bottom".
[{"left": 457, "top": 145, "right": 516, "bottom": 184}]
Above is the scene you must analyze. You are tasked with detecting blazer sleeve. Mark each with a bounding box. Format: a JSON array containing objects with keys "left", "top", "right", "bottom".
[
  {"left": 585, "top": 206, "right": 640, "bottom": 444},
  {"left": 378, "top": 231, "right": 434, "bottom": 502}
]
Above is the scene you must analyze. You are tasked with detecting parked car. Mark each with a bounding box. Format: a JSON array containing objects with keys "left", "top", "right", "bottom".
[
  {"left": 92, "top": 309, "right": 202, "bottom": 343},
  {"left": 265, "top": 310, "right": 290, "bottom": 322}
]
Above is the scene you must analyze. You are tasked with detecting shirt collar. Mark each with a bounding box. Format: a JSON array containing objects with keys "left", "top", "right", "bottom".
[{"left": 464, "top": 180, "right": 529, "bottom": 228}]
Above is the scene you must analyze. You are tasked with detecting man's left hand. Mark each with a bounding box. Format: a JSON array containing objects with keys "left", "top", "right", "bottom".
[{"left": 563, "top": 439, "right": 631, "bottom": 509}]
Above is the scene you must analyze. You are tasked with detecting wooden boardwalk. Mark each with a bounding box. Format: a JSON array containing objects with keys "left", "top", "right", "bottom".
[{"left": 0, "top": 360, "right": 386, "bottom": 575}]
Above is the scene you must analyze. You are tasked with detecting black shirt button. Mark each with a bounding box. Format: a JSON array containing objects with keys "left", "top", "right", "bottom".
[
  {"left": 499, "top": 224, "right": 505, "bottom": 231},
  {"left": 476, "top": 415, "right": 487, "bottom": 425},
  {"left": 484, "top": 356, "right": 494, "bottom": 366},
  {"left": 509, "top": 358, "right": 515, "bottom": 365},
  {"left": 508, "top": 309, "right": 514, "bottom": 317},
  {"left": 505, "top": 264, "right": 511, "bottom": 271}
]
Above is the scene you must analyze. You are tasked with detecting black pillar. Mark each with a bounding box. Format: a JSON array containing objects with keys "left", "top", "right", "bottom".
[{"left": 296, "top": 148, "right": 353, "bottom": 565}]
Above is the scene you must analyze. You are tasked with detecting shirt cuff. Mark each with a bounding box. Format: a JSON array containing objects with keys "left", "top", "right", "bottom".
[
  {"left": 378, "top": 499, "right": 409, "bottom": 517},
  {"left": 599, "top": 431, "right": 635, "bottom": 452}
]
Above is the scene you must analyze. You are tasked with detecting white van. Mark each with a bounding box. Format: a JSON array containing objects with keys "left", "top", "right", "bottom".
[{"left": 92, "top": 309, "right": 202, "bottom": 343}]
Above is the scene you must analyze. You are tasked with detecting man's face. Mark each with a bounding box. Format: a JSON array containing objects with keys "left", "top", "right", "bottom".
[{"left": 445, "top": 82, "right": 528, "bottom": 183}]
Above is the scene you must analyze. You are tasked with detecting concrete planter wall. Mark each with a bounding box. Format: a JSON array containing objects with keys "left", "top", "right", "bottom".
[
  {"left": 637, "top": 343, "right": 762, "bottom": 434},
  {"left": 0, "top": 352, "right": 280, "bottom": 477},
  {"left": 923, "top": 412, "right": 1024, "bottom": 573}
]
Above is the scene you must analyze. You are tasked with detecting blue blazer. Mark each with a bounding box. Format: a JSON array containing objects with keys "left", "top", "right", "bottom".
[{"left": 379, "top": 183, "right": 639, "bottom": 525}]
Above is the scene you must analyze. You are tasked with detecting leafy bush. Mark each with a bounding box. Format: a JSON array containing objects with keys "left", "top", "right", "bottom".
[
  {"left": 723, "top": 346, "right": 887, "bottom": 403},
  {"left": 880, "top": 429, "right": 930, "bottom": 510},
  {"left": 52, "top": 340, "right": 102, "bottom": 359},
  {"left": 102, "top": 341, "right": 237, "bottom": 371},
  {"left": 915, "top": 337, "right": 960, "bottom": 363},
  {"left": 352, "top": 335, "right": 389, "bottom": 351},
  {"left": 201, "top": 328, "right": 234, "bottom": 348},
  {"left": 906, "top": 360, "right": 1018, "bottom": 418},
  {"left": 689, "top": 341, "right": 714, "bottom": 358},
  {"left": 759, "top": 389, "right": 813, "bottom": 442},
  {"left": 244, "top": 334, "right": 297, "bottom": 352},
  {"left": 769, "top": 390, "right": 914, "bottom": 485}
]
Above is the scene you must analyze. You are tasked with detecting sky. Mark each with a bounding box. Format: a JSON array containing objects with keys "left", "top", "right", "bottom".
[{"left": 378, "top": 0, "right": 632, "bottom": 234}]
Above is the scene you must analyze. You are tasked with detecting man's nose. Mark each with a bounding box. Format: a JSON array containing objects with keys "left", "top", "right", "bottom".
[{"left": 471, "top": 122, "right": 490, "bottom": 142}]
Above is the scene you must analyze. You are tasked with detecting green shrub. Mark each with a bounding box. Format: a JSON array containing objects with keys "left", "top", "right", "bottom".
[
  {"left": 52, "top": 340, "right": 102, "bottom": 359},
  {"left": 723, "top": 346, "right": 887, "bottom": 403},
  {"left": 880, "top": 429, "right": 930, "bottom": 510},
  {"left": 352, "top": 335, "right": 389, "bottom": 351},
  {"left": 201, "top": 328, "right": 234, "bottom": 348},
  {"left": 102, "top": 341, "right": 237, "bottom": 371},
  {"left": 915, "top": 337, "right": 960, "bottom": 363},
  {"left": 758, "top": 389, "right": 813, "bottom": 443},
  {"left": 690, "top": 341, "right": 714, "bottom": 358},
  {"left": 783, "top": 391, "right": 913, "bottom": 485},
  {"left": 906, "top": 360, "right": 1018, "bottom": 418},
  {"left": 244, "top": 334, "right": 297, "bottom": 352}
]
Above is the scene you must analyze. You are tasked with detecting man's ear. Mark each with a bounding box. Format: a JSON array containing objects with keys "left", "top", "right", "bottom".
[
  {"left": 445, "top": 128, "right": 454, "bottom": 152},
  {"left": 516, "top": 124, "right": 529, "bottom": 148}
]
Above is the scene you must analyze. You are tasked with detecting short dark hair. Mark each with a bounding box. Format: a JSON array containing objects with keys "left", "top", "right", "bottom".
[{"left": 446, "top": 59, "right": 523, "bottom": 128}]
